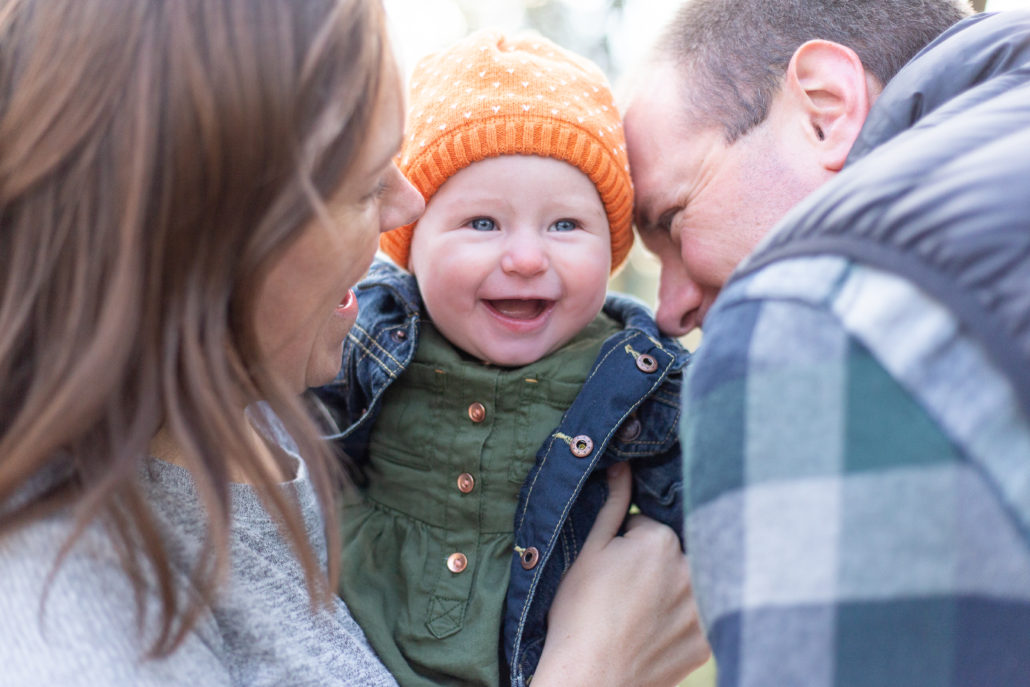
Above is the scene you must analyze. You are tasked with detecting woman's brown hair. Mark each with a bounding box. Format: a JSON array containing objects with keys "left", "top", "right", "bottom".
[{"left": 0, "top": 0, "right": 387, "bottom": 654}]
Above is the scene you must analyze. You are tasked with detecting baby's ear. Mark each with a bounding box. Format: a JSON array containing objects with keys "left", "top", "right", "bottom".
[{"left": 785, "top": 39, "right": 873, "bottom": 172}]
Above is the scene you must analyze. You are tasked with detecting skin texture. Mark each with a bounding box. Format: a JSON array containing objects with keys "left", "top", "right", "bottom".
[
  {"left": 534, "top": 464, "right": 711, "bottom": 686},
  {"left": 408, "top": 155, "right": 611, "bottom": 367},
  {"left": 625, "top": 43, "right": 874, "bottom": 336},
  {"left": 253, "top": 64, "right": 424, "bottom": 394}
]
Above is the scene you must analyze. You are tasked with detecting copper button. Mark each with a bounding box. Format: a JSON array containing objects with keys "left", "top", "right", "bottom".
[
  {"left": 468, "top": 402, "right": 487, "bottom": 423},
  {"left": 520, "top": 546, "right": 540, "bottom": 570},
  {"left": 617, "top": 415, "right": 642, "bottom": 443},
  {"left": 569, "top": 434, "right": 593, "bottom": 458},
  {"left": 636, "top": 354, "right": 659, "bottom": 373},
  {"left": 447, "top": 552, "right": 468, "bottom": 573},
  {"left": 457, "top": 472, "right": 475, "bottom": 494}
]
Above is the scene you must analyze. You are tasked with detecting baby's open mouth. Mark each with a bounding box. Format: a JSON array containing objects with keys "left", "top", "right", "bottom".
[{"left": 486, "top": 299, "right": 551, "bottom": 320}]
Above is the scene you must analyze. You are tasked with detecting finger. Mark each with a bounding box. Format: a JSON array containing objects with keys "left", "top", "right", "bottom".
[
  {"left": 581, "top": 462, "right": 632, "bottom": 551},
  {"left": 622, "top": 512, "right": 681, "bottom": 543},
  {"left": 621, "top": 511, "right": 653, "bottom": 532},
  {"left": 623, "top": 512, "right": 687, "bottom": 555}
]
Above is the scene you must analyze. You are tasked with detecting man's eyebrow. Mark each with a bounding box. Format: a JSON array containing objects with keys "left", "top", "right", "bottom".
[
  {"left": 637, "top": 206, "right": 678, "bottom": 237},
  {"left": 633, "top": 201, "right": 654, "bottom": 232},
  {"left": 655, "top": 207, "right": 678, "bottom": 230}
]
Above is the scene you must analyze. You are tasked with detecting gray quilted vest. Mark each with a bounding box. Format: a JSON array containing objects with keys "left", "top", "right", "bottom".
[{"left": 735, "top": 11, "right": 1030, "bottom": 422}]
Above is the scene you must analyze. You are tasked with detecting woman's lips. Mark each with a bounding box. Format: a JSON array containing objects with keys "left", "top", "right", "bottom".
[{"left": 336, "top": 289, "right": 357, "bottom": 317}]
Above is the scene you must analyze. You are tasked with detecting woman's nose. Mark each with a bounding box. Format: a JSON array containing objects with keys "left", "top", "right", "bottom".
[{"left": 380, "top": 168, "right": 424, "bottom": 233}]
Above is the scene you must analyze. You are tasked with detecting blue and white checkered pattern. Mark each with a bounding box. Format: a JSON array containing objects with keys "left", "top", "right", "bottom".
[{"left": 683, "top": 256, "right": 1030, "bottom": 686}]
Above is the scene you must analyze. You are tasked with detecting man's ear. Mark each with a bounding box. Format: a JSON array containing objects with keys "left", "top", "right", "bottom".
[{"left": 784, "top": 40, "right": 873, "bottom": 172}]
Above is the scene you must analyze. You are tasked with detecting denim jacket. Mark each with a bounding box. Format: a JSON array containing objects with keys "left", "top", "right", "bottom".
[{"left": 313, "top": 259, "right": 689, "bottom": 686}]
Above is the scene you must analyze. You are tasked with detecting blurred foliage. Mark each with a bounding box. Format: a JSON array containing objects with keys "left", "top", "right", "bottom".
[{"left": 682, "top": 656, "right": 717, "bottom": 687}]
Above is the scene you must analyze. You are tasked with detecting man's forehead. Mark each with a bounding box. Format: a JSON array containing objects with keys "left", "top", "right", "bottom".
[
  {"left": 624, "top": 91, "right": 686, "bottom": 228},
  {"left": 631, "top": 58, "right": 702, "bottom": 108}
]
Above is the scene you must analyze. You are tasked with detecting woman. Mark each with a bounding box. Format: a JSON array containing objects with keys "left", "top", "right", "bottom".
[{"left": 0, "top": 0, "right": 707, "bottom": 684}]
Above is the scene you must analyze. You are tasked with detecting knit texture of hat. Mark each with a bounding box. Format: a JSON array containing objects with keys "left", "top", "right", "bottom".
[{"left": 381, "top": 29, "right": 634, "bottom": 272}]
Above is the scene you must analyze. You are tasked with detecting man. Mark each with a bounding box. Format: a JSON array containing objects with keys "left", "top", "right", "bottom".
[{"left": 624, "top": 1, "right": 1030, "bottom": 684}]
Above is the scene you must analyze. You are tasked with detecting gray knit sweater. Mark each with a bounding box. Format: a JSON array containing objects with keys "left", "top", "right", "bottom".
[{"left": 0, "top": 456, "right": 397, "bottom": 686}]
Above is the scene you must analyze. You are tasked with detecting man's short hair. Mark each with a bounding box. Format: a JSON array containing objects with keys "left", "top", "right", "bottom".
[{"left": 655, "top": 0, "right": 973, "bottom": 142}]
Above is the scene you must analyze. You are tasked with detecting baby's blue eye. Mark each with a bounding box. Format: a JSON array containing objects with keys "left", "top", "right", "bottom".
[
  {"left": 550, "top": 219, "right": 577, "bottom": 232},
  {"left": 470, "top": 217, "right": 496, "bottom": 231}
]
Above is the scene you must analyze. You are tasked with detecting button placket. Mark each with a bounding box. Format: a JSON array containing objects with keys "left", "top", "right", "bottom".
[{"left": 425, "top": 367, "right": 490, "bottom": 641}]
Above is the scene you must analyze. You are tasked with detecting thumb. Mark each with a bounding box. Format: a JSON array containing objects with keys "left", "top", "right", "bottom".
[{"left": 582, "top": 462, "right": 632, "bottom": 552}]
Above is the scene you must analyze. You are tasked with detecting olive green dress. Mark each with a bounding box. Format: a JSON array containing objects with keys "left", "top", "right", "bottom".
[{"left": 339, "top": 314, "right": 618, "bottom": 686}]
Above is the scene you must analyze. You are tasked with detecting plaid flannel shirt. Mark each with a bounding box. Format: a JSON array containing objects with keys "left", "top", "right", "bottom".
[{"left": 683, "top": 255, "right": 1030, "bottom": 686}]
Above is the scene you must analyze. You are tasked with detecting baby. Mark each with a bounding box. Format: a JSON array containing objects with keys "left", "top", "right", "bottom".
[{"left": 314, "top": 30, "right": 688, "bottom": 687}]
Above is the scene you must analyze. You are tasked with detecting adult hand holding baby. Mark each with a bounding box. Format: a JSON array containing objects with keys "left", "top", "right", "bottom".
[{"left": 534, "top": 463, "right": 711, "bottom": 686}]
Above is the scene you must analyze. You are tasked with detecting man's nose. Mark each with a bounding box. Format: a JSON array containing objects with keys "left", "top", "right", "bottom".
[
  {"left": 655, "top": 263, "right": 703, "bottom": 337},
  {"left": 500, "top": 230, "right": 549, "bottom": 276}
]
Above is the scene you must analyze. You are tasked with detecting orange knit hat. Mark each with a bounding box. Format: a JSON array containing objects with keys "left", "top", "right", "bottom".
[{"left": 381, "top": 30, "right": 634, "bottom": 272}]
